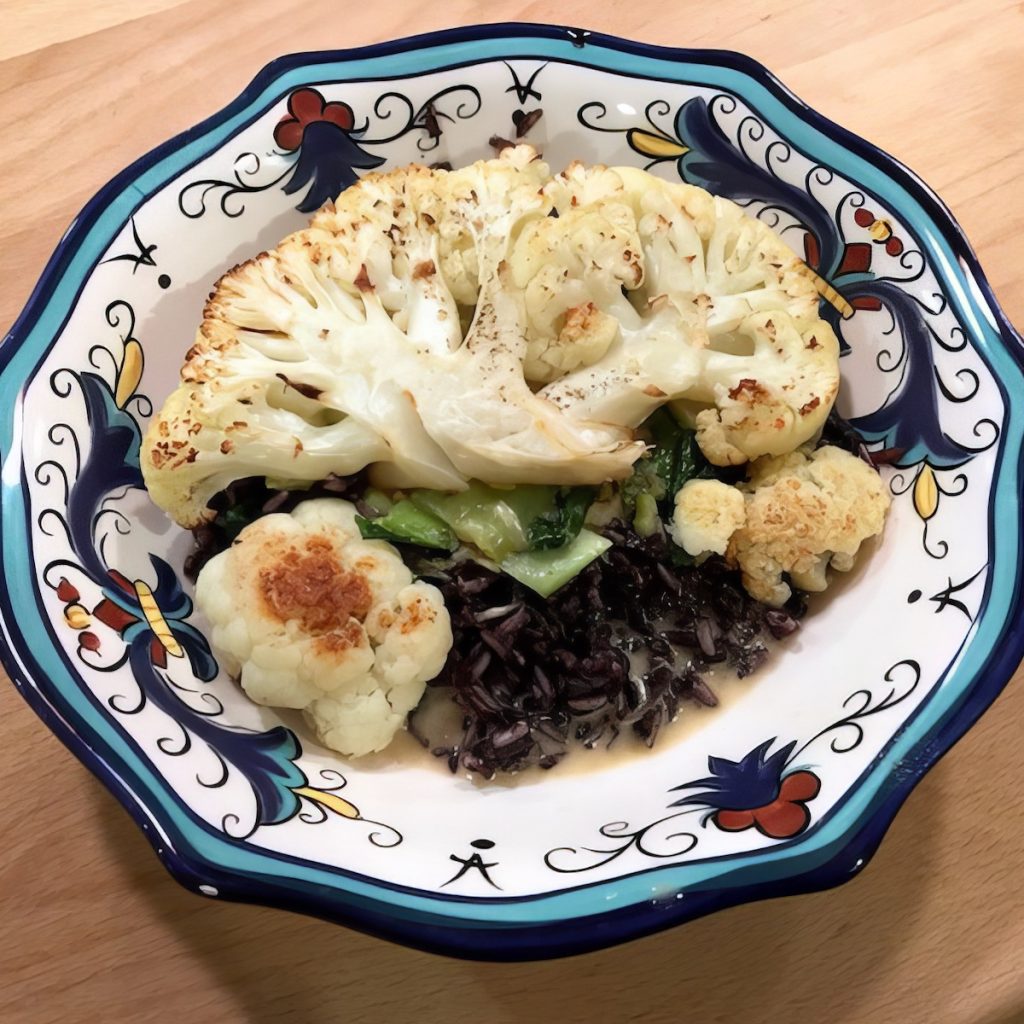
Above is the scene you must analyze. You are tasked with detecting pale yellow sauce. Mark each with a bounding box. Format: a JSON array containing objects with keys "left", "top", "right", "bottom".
[{"left": 352, "top": 649, "right": 777, "bottom": 788}]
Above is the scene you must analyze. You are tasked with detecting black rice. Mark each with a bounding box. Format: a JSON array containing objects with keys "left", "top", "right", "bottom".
[
  {"left": 186, "top": 483, "right": 806, "bottom": 778},
  {"left": 418, "top": 523, "right": 805, "bottom": 777}
]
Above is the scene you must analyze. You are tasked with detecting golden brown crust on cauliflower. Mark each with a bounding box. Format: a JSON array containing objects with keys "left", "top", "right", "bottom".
[
  {"left": 195, "top": 499, "right": 452, "bottom": 756},
  {"left": 693, "top": 313, "right": 840, "bottom": 466},
  {"left": 726, "top": 446, "right": 891, "bottom": 606}
]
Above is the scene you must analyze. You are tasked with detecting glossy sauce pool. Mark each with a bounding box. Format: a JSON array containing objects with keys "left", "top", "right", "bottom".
[{"left": 352, "top": 651, "right": 779, "bottom": 788}]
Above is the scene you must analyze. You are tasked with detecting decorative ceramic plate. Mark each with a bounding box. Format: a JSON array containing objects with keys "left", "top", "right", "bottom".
[{"left": 2, "top": 24, "right": 1022, "bottom": 960}]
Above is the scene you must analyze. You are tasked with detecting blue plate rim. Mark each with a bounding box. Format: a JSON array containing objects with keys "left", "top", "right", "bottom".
[{"left": 1, "top": 23, "right": 1022, "bottom": 961}]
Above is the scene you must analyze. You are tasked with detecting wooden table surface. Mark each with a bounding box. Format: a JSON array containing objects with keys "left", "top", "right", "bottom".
[{"left": 2, "top": 2, "right": 1023, "bottom": 1022}]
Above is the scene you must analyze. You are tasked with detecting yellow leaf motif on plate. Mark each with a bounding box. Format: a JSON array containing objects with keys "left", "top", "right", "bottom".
[
  {"left": 293, "top": 786, "right": 360, "bottom": 819},
  {"left": 807, "top": 270, "right": 855, "bottom": 319},
  {"left": 134, "top": 580, "right": 185, "bottom": 658},
  {"left": 115, "top": 338, "right": 144, "bottom": 408},
  {"left": 626, "top": 129, "right": 688, "bottom": 159},
  {"left": 868, "top": 218, "right": 893, "bottom": 242},
  {"left": 913, "top": 464, "right": 939, "bottom": 520},
  {"left": 63, "top": 603, "right": 91, "bottom": 630}
]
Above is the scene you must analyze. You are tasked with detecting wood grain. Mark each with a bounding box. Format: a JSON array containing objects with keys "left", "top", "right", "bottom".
[
  {"left": 1, "top": 2, "right": 1023, "bottom": 1022},
  {"left": 0, "top": 0, "right": 192, "bottom": 61}
]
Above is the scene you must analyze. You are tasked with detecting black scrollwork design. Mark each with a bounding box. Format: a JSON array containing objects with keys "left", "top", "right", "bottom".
[
  {"left": 34, "top": 460, "right": 70, "bottom": 504},
  {"left": 544, "top": 814, "right": 698, "bottom": 873},
  {"left": 369, "top": 84, "right": 483, "bottom": 151},
  {"left": 47, "top": 423, "right": 81, "bottom": 479},
  {"left": 641, "top": 98, "right": 674, "bottom": 137},
  {"left": 156, "top": 721, "right": 193, "bottom": 757},
  {"left": 178, "top": 152, "right": 292, "bottom": 219},
  {"left": 934, "top": 367, "right": 980, "bottom": 404},
  {"left": 793, "top": 660, "right": 922, "bottom": 758},
  {"left": 196, "top": 749, "right": 230, "bottom": 789},
  {"left": 576, "top": 100, "right": 618, "bottom": 135},
  {"left": 36, "top": 507, "right": 73, "bottom": 543}
]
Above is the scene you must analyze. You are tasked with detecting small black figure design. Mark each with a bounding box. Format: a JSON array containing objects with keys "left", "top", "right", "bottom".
[
  {"left": 442, "top": 838, "right": 501, "bottom": 889},
  {"left": 102, "top": 218, "right": 158, "bottom": 274},
  {"left": 504, "top": 62, "right": 545, "bottom": 103},
  {"left": 928, "top": 569, "right": 985, "bottom": 621}
]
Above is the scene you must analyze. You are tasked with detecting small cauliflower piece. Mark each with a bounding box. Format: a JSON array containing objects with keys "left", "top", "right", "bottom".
[
  {"left": 195, "top": 498, "right": 452, "bottom": 756},
  {"left": 670, "top": 478, "right": 747, "bottom": 557},
  {"left": 727, "top": 446, "right": 891, "bottom": 606}
]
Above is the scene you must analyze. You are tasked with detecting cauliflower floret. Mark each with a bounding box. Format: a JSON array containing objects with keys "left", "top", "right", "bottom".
[
  {"left": 671, "top": 478, "right": 747, "bottom": 556},
  {"left": 522, "top": 300, "right": 620, "bottom": 382},
  {"left": 509, "top": 196, "right": 640, "bottom": 383},
  {"left": 307, "top": 689, "right": 410, "bottom": 758},
  {"left": 692, "top": 312, "right": 839, "bottom": 465},
  {"left": 195, "top": 498, "right": 452, "bottom": 756},
  {"left": 538, "top": 165, "right": 840, "bottom": 455},
  {"left": 727, "top": 446, "right": 891, "bottom": 606}
]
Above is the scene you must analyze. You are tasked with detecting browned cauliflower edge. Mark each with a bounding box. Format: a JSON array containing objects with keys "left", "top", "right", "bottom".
[{"left": 671, "top": 445, "right": 891, "bottom": 607}]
